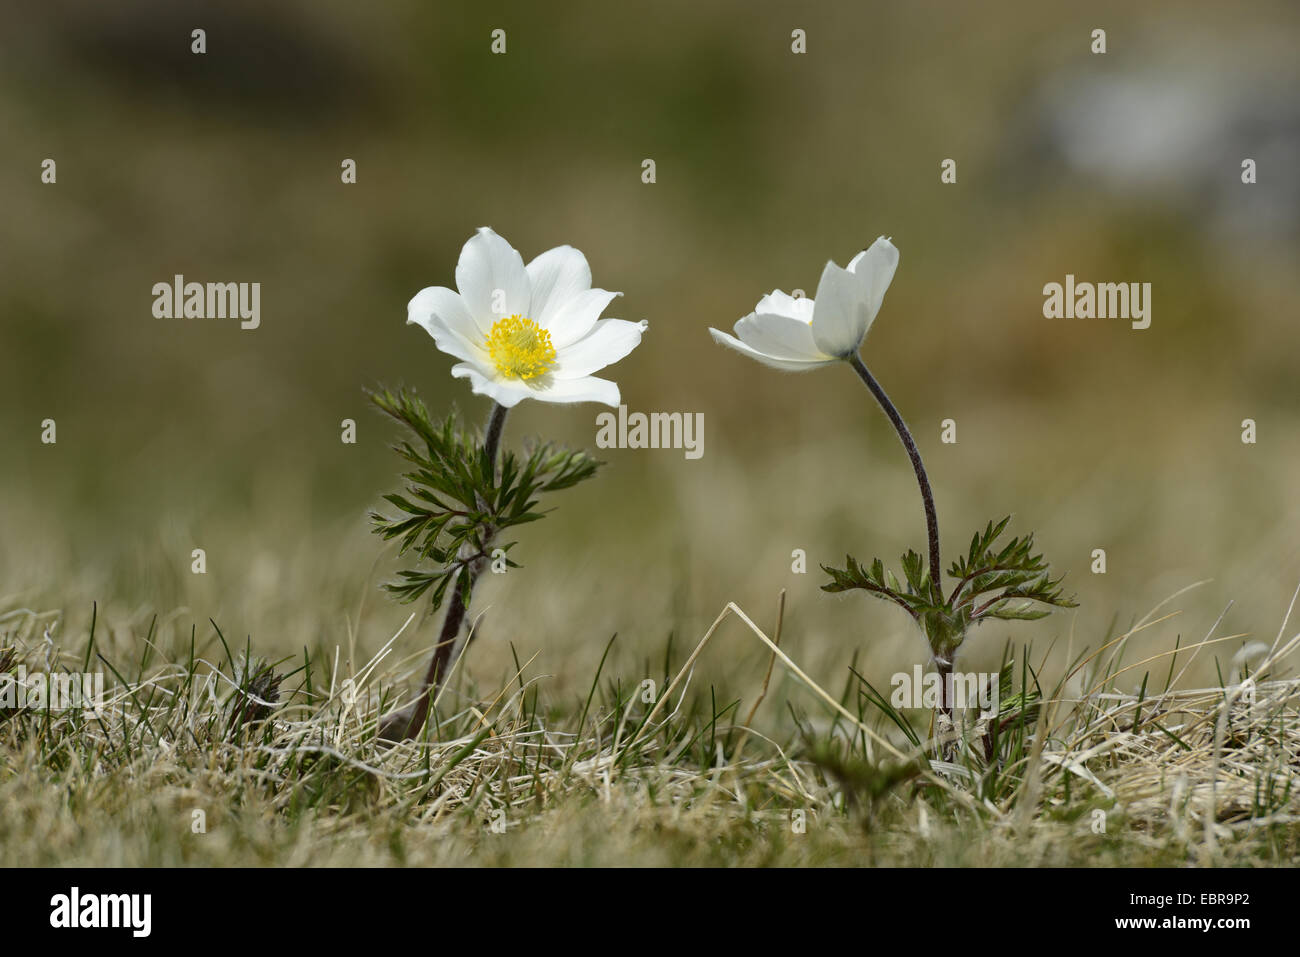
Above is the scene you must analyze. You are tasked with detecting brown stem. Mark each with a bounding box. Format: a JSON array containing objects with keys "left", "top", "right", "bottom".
[
  {"left": 848, "top": 353, "right": 942, "bottom": 600},
  {"left": 377, "top": 402, "right": 508, "bottom": 743}
]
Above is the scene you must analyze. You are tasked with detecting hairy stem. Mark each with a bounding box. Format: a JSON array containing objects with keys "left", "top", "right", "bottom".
[
  {"left": 847, "top": 352, "right": 942, "bottom": 600},
  {"left": 378, "top": 402, "right": 509, "bottom": 743},
  {"left": 848, "top": 353, "right": 952, "bottom": 748},
  {"left": 483, "top": 399, "right": 507, "bottom": 465},
  {"left": 934, "top": 654, "right": 956, "bottom": 760}
]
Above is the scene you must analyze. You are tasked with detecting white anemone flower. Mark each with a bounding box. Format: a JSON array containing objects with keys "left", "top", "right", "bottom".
[
  {"left": 408, "top": 227, "right": 647, "bottom": 408},
  {"left": 708, "top": 237, "right": 899, "bottom": 370}
]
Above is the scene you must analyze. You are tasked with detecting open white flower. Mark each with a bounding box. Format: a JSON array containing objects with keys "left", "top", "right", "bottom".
[
  {"left": 408, "top": 227, "right": 647, "bottom": 408},
  {"left": 709, "top": 237, "right": 899, "bottom": 371}
]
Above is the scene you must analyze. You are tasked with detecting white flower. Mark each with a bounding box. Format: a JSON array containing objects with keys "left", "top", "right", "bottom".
[
  {"left": 708, "top": 237, "right": 899, "bottom": 371},
  {"left": 408, "top": 227, "right": 647, "bottom": 408}
]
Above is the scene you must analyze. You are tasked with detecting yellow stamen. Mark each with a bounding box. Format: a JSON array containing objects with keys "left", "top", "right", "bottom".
[{"left": 484, "top": 314, "right": 557, "bottom": 380}]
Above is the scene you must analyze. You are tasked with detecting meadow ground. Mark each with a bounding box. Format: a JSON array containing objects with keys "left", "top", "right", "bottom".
[{"left": 2, "top": 574, "right": 1298, "bottom": 867}]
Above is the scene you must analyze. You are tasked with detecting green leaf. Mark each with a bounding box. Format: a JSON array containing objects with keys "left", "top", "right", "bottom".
[
  {"left": 826, "top": 516, "right": 1078, "bottom": 661},
  {"left": 367, "top": 385, "right": 604, "bottom": 613}
]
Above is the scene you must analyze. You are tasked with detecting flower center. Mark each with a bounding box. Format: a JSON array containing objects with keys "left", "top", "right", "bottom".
[{"left": 484, "top": 314, "right": 557, "bottom": 380}]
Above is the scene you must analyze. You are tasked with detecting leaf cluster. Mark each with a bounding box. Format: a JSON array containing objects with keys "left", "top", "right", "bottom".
[
  {"left": 946, "top": 517, "right": 1077, "bottom": 622},
  {"left": 821, "top": 516, "right": 1077, "bottom": 656},
  {"left": 368, "top": 387, "right": 600, "bottom": 607}
]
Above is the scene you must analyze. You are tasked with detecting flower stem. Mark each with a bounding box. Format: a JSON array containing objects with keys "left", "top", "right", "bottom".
[
  {"left": 483, "top": 400, "right": 508, "bottom": 465},
  {"left": 378, "top": 402, "right": 509, "bottom": 743},
  {"left": 847, "top": 352, "right": 942, "bottom": 601}
]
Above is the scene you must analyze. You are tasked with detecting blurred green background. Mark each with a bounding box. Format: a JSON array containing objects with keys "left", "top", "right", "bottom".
[{"left": 3, "top": 0, "right": 1298, "bottom": 702}]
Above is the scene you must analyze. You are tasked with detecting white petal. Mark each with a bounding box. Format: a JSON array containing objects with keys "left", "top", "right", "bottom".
[
  {"left": 810, "top": 261, "right": 870, "bottom": 357},
  {"left": 553, "top": 319, "right": 647, "bottom": 379},
  {"left": 708, "top": 327, "right": 838, "bottom": 372},
  {"left": 450, "top": 364, "right": 622, "bottom": 407},
  {"left": 450, "top": 362, "right": 532, "bottom": 408},
  {"left": 526, "top": 245, "right": 593, "bottom": 329},
  {"left": 454, "top": 227, "right": 530, "bottom": 332},
  {"left": 529, "top": 374, "right": 621, "bottom": 407},
  {"left": 407, "top": 286, "right": 485, "bottom": 363},
  {"left": 847, "top": 236, "right": 899, "bottom": 330},
  {"left": 545, "top": 287, "right": 621, "bottom": 349},
  {"left": 734, "top": 312, "right": 827, "bottom": 362},
  {"left": 753, "top": 290, "right": 815, "bottom": 323}
]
